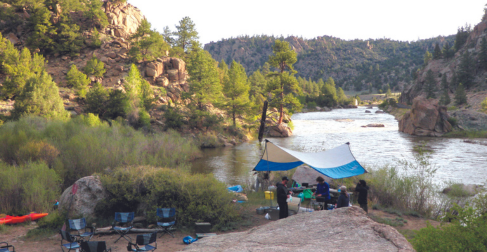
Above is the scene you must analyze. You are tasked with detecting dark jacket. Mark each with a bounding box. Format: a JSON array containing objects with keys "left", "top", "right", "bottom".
[
  {"left": 316, "top": 182, "right": 330, "bottom": 200},
  {"left": 355, "top": 184, "right": 369, "bottom": 205},
  {"left": 276, "top": 182, "right": 289, "bottom": 203},
  {"left": 336, "top": 193, "right": 349, "bottom": 208}
]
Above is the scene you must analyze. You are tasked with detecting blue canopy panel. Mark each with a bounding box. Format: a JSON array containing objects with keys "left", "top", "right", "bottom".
[{"left": 253, "top": 141, "right": 366, "bottom": 179}]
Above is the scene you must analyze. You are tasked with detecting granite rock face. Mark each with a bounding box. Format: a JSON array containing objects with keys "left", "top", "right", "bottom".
[{"left": 184, "top": 207, "right": 414, "bottom": 252}]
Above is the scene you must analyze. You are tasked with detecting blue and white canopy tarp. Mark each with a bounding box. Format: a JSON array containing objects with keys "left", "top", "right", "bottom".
[{"left": 253, "top": 140, "right": 367, "bottom": 179}]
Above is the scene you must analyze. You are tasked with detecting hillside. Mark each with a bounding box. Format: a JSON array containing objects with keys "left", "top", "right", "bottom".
[{"left": 204, "top": 35, "right": 454, "bottom": 92}]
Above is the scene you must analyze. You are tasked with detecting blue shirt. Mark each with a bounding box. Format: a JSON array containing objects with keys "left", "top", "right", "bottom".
[{"left": 316, "top": 182, "right": 330, "bottom": 200}]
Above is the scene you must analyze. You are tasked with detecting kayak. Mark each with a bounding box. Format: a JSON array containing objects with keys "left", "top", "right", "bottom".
[
  {"left": 27, "top": 213, "right": 49, "bottom": 221},
  {"left": 2, "top": 215, "right": 27, "bottom": 224},
  {"left": 0, "top": 213, "right": 48, "bottom": 225}
]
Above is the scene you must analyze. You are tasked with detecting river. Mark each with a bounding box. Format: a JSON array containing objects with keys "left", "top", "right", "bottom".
[{"left": 191, "top": 107, "right": 487, "bottom": 186}]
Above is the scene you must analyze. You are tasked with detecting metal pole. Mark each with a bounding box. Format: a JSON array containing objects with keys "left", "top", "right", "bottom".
[{"left": 265, "top": 140, "right": 272, "bottom": 208}]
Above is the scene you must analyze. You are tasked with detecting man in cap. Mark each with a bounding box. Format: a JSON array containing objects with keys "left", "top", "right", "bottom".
[{"left": 276, "top": 176, "right": 292, "bottom": 219}]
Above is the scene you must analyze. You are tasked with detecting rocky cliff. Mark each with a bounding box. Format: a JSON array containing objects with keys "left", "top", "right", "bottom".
[
  {"left": 0, "top": 2, "right": 187, "bottom": 116},
  {"left": 399, "top": 97, "right": 452, "bottom": 136},
  {"left": 184, "top": 207, "right": 414, "bottom": 252},
  {"left": 204, "top": 35, "right": 454, "bottom": 92}
]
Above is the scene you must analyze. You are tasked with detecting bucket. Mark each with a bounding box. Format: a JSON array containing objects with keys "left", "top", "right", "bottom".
[
  {"left": 265, "top": 191, "right": 274, "bottom": 200},
  {"left": 287, "top": 196, "right": 301, "bottom": 213}
]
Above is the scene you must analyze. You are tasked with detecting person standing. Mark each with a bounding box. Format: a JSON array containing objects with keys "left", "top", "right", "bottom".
[
  {"left": 276, "top": 176, "right": 292, "bottom": 219},
  {"left": 355, "top": 180, "right": 369, "bottom": 213},
  {"left": 336, "top": 186, "right": 350, "bottom": 208},
  {"left": 313, "top": 176, "right": 330, "bottom": 210}
]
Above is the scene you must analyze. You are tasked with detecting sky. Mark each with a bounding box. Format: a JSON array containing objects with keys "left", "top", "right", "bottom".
[{"left": 128, "top": 0, "right": 486, "bottom": 45}]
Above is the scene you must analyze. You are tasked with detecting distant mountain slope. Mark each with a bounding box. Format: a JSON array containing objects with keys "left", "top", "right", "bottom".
[{"left": 204, "top": 35, "right": 454, "bottom": 92}]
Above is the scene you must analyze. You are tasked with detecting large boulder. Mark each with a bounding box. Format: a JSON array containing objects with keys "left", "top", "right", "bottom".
[
  {"left": 59, "top": 176, "right": 107, "bottom": 219},
  {"left": 184, "top": 207, "right": 414, "bottom": 252},
  {"left": 399, "top": 97, "right": 452, "bottom": 136},
  {"left": 267, "top": 123, "right": 292, "bottom": 137}
]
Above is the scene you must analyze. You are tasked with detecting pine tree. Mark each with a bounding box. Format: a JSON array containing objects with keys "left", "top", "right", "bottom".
[
  {"left": 454, "top": 25, "right": 471, "bottom": 52},
  {"left": 221, "top": 61, "right": 251, "bottom": 127},
  {"left": 83, "top": 55, "right": 106, "bottom": 78},
  {"left": 337, "top": 87, "right": 347, "bottom": 104},
  {"left": 267, "top": 39, "right": 300, "bottom": 124},
  {"left": 248, "top": 70, "right": 266, "bottom": 98},
  {"left": 85, "top": 0, "right": 108, "bottom": 28},
  {"left": 85, "top": 82, "right": 109, "bottom": 117},
  {"left": 217, "top": 59, "right": 229, "bottom": 85},
  {"left": 454, "top": 83, "right": 467, "bottom": 105},
  {"left": 187, "top": 49, "right": 221, "bottom": 109},
  {"left": 90, "top": 28, "right": 102, "bottom": 48},
  {"left": 129, "top": 20, "right": 169, "bottom": 62},
  {"left": 479, "top": 37, "right": 487, "bottom": 69},
  {"left": 66, "top": 64, "right": 90, "bottom": 98},
  {"left": 433, "top": 43, "right": 442, "bottom": 59},
  {"left": 320, "top": 77, "right": 338, "bottom": 107},
  {"left": 424, "top": 70, "right": 436, "bottom": 99},
  {"left": 442, "top": 42, "right": 454, "bottom": 59},
  {"left": 12, "top": 71, "right": 70, "bottom": 120},
  {"left": 174, "top": 16, "right": 199, "bottom": 51},
  {"left": 55, "top": 14, "right": 83, "bottom": 56},
  {"left": 439, "top": 75, "right": 451, "bottom": 105},
  {"left": 27, "top": 6, "right": 57, "bottom": 54},
  {"left": 457, "top": 50, "right": 475, "bottom": 89}
]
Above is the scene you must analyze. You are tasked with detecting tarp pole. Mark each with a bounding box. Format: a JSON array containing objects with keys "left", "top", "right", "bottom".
[{"left": 265, "top": 140, "right": 272, "bottom": 208}]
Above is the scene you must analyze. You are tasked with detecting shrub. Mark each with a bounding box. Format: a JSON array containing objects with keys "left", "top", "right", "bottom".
[
  {"left": 97, "top": 166, "right": 240, "bottom": 230},
  {"left": 0, "top": 116, "right": 201, "bottom": 188},
  {"left": 0, "top": 162, "right": 61, "bottom": 214},
  {"left": 481, "top": 97, "right": 487, "bottom": 113},
  {"left": 447, "top": 117, "right": 458, "bottom": 127},
  {"left": 164, "top": 107, "right": 184, "bottom": 130}
]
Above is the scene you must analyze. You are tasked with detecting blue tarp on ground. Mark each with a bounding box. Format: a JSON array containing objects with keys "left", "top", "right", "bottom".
[{"left": 253, "top": 140, "right": 367, "bottom": 179}]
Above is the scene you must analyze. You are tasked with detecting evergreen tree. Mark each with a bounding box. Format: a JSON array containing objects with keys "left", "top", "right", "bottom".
[
  {"left": 83, "top": 55, "right": 106, "bottom": 78},
  {"left": 457, "top": 50, "right": 475, "bottom": 89},
  {"left": 454, "top": 83, "right": 467, "bottom": 105},
  {"left": 85, "top": 82, "right": 109, "bottom": 117},
  {"left": 424, "top": 70, "right": 436, "bottom": 99},
  {"left": 454, "top": 25, "right": 471, "bottom": 52},
  {"left": 90, "top": 28, "right": 102, "bottom": 48},
  {"left": 85, "top": 0, "right": 108, "bottom": 28},
  {"left": 2, "top": 47, "right": 45, "bottom": 99},
  {"left": 433, "top": 43, "right": 442, "bottom": 59},
  {"left": 55, "top": 14, "right": 83, "bottom": 55},
  {"left": 174, "top": 16, "right": 199, "bottom": 51},
  {"left": 442, "top": 42, "right": 454, "bottom": 59},
  {"left": 221, "top": 61, "right": 251, "bottom": 127},
  {"left": 248, "top": 70, "right": 266, "bottom": 98},
  {"left": 479, "top": 37, "right": 487, "bottom": 69},
  {"left": 186, "top": 49, "right": 221, "bottom": 109},
  {"left": 162, "top": 25, "right": 174, "bottom": 45},
  {"left": 27, "top": 6, "right": 57, "bottom": 54},
  {"left": 439, "top": 89, "right": 451, "bottom": 106},
  {"left": 217, "top": 59, "right": 229, "bottom": 85},
  {"left": 337, "top": 87, "right": 347, "bottom": 104},
  {"left": 320, "top": 77, "right": 338, "bottom": 107},
  {"left": 129, "top": 20, "right": 169, "bottom": 62},
  {"left": 12, "top": 71, "right": 70, "bottom": 120},
  {"left": 66, "top": 64, "right": 90, "bottom": 98},
  {"left": 424, "top": 51, "right": 433, "bottom": 66},
  {"left": 124, "top": 64, "right": 154, "bottom": 112},
  {"left": 267, "top": 40, "right": 300, "bottom": 124}
]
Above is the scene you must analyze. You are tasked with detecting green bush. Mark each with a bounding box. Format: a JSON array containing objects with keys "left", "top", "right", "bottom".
[
  {"left": 97, "top": 166, "right": 240, "bottom": 230},
  {"left": 66, "top": 64, "right": 90, "bottom": 98},
  {"left": 0, "top": 161, "right": 61, "bottom": 214},
  {"left": 0, "top": 116, "right": 201, "bottom": 188},
  {"left": 447, "top": 117, "right": 458, "bottom": 127},
  {"left": 481, "top": 97, "right": 487, "bottom": 113}
]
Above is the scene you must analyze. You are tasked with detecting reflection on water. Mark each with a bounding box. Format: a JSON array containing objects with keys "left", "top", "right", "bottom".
[{"left": 191, "top": 107, "right": 487, "bottom": 186}]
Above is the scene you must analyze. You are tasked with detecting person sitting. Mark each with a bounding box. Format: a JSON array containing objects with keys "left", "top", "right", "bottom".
[
  {"left": 336, "top": 186, "right": 350, "bottom": 208},
  {"left": 312, "top": 176, "right": 330, "bottom": 210}
]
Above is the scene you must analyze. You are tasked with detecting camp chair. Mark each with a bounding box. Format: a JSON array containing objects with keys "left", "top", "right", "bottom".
[
  {"left": 112, "top": 212, "right": 134, "bottom": 243},
  {"left": 156, "top": 208, "right": 176, "bottom": 238},
  {"left": 68, "top": 218, "right": 94, "bottom": 241},
  {"left": 80, "top": 241, "right": 111, "bottom": 252},
  {"left": 0, "top": 242, "right": 14, "bottom": 252},
  {"left": 127, "top": 232, "right": 157, "bottom": 252},
  {"left": 60, "top": 230, "right": 81, "bottom": 252}
]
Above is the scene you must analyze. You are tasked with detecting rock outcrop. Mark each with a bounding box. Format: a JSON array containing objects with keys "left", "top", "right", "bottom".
[
  {"left": 449, "top": 110, "right": 487, "bottom": 131},
  {"left": 399, "top": 97, "right": 452, "bottom": 136},
  {"left": 104, "top": 1, "right": 143, "bottom": 38},
  {"left": 184, "top": 207, "right": 414, "bottom": 252},
  {"left": 59, "top": 176, "right": 107, "bottom": 219},
  {"left": 267, "top": 123, "right": 293, "bottom": 137}
]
